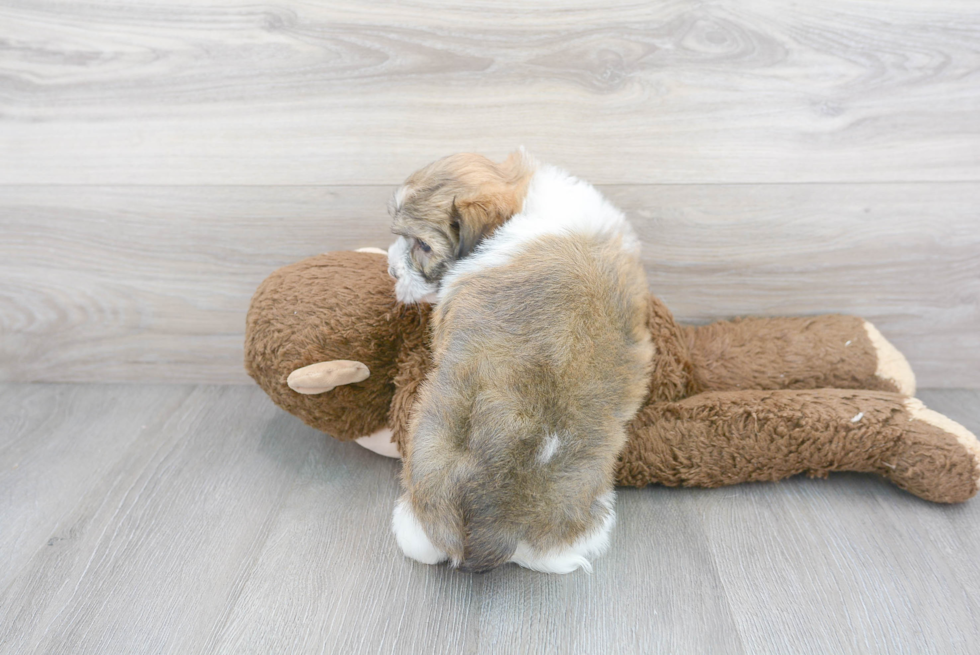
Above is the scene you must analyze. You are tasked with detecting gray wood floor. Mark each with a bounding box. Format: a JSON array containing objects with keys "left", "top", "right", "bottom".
[{"left": 2, "top": 383, "right": 980, "bottom": 654}]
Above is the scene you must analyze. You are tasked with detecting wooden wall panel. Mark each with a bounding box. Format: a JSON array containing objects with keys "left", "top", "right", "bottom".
[
  {"left": 1, "top": 0, "right": 977, "bottom": 385},
  {"left": 1, "top": 0, "right": 979, "bottom": 185},
  {"left": 1, "top": 183, "right": 977, "bottom": 386}
]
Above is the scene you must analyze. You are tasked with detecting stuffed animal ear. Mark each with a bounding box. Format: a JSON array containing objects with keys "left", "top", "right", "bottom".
[{"left": 287, "top": 360, "right": 370, "bottom": 395}]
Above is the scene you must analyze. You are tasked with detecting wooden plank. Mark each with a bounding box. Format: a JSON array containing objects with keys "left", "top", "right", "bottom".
[
  {"left": 473, "top": 489, "right": 746, "bottom": 655},
  {"left": 0, "top": 384, "right": 319, "bottom": 655},
  {"left": 211, "top": 467, "right": 745, "bottom": 654},
  {"left": 0, "top": 384, "right": 193, "bottom": 593},
  {"left": 203, "top": 437, "right": 488, "bottom": 655},
  {"left": 2, "top": 384, "right": 979, "bottom": 653},
  {"left": 2, "top": 0, "right": 979, "bottom": 185},
  {"left": 702, "top": 478, "right": 980, "bottom": 654},
  {"left": 0, "top": 185, "right": 393, "bottom": 384},
  {"left": 609, "top": 183, "right": 980, "bottom": 389},
  {"left": 1, "top": 183, "right": 977, "bottom": 386}
]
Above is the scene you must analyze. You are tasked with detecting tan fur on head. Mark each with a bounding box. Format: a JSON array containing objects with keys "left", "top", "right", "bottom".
[{"left": 387, "top": 150, "right": 536, "bottom": 303}]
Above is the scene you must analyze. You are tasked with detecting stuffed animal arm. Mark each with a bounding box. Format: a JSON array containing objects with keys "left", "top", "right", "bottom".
[{"left": 244, "top": 250, "right": 980, "bottom": 503}]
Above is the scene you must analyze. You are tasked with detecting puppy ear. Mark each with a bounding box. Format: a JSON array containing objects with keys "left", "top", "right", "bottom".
[
  {"left": 452, "top": 197, "right": 501, "bottom": 259},
  {"left": 450, "top": 152, "right": 532, "bottom": 259}
]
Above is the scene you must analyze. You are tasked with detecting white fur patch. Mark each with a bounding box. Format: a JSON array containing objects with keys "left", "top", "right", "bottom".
[
  {"left": 355, "top": 428, "right": 400, "bottom": 458},
  {"left": 394, "top": 184, "right": 415, "bottom": 210},
  {"left": 392, "top": 497, "right": 449, "bottom": 565},
  {"left": 438, "top": 164, "right": 640, "bottom": 303},
  {"left": 387, "top": 236, "right": 439, "bottom": 304},
  {"left": 537, "top": 433, "right": 561, "bottom": 464},
  {"left": 509, "top": 491, "right": 616, "bottom": 574}
]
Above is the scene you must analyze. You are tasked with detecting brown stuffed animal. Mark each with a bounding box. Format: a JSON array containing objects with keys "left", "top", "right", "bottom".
[{"left": 245, "top": 250, "right": 980, "bottom": 504}]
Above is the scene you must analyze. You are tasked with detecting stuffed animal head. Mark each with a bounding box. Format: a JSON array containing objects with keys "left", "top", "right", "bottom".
[{"left": 245, "top": 250, "right": 428, "bottom": 441}]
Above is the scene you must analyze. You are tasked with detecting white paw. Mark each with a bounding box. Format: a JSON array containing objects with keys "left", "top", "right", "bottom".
[
  {"left": 392, "top": 497, "right": 448, "bottom": 565},
  {"left": 509, "top": 492, "right": 616, "bottom": 574}
]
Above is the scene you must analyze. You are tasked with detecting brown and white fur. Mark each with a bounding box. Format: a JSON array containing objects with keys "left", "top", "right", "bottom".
[
  {"left": 387, "top": 151, "right": 534, "bottom": 304},
  {"left": 388, "top": 152, "right": 653, "bottom": 573}
]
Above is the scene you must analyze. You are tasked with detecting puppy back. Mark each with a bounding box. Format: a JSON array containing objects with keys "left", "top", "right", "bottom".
[{"left": 406, "top": 229, "right": 651, "bottom": 564}]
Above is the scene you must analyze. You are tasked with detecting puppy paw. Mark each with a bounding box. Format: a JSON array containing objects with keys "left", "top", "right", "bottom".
[
  {"left": 392, "top": 497, "right": 448, "bottom": 565},
  {"left": 510, "top": 542, "right": 593, "bottom": 574},
  {"left": 509, "top": 493, "right": 616, "bottom": 574},
  {"left": 863, "top": 321, "right": 916, "bottom": 396}
]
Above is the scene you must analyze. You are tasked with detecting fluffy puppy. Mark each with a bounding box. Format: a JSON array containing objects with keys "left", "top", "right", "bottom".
[{"left": 390, "top": 153, "right": 653, "bottom": 573}]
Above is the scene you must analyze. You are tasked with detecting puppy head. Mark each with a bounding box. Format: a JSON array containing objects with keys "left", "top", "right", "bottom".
[{"left": 387, "top": 149, "right": 535, "bottom": 303}]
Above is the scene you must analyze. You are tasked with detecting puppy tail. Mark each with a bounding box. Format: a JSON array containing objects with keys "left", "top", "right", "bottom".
[{"left": 457, "top": 531, "right": 517, "bottom": 574}]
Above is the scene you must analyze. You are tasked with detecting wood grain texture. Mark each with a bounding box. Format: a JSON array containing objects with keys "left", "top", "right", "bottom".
[
  {"left": 1, "top": 0, "right": 979, "bottom": 185},
  {"left": 2, "top": 383, "right": 980, "bottom": 654},
  {"left": 0, "top": 185, "right": 393, "bottom": 384},
  {"left": 1, "top": 183, "right": 977, "bottom": 386},
  {"left": 0, "top": 384, "right": 193, "bottom": 592},
  {"left": 0, "top": 384, "right": 321, "bottom": 655}
]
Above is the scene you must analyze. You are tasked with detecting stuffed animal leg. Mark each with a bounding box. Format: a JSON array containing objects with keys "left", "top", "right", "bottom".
[
  {"left": 617, "top": 389, "right": 980, "bottom": 503},
  {"left": 682, "top": 315, "right": 915, "bottom": 396},
  {"left": 642, "top": 295, "right": 915, "bottom": 399}
]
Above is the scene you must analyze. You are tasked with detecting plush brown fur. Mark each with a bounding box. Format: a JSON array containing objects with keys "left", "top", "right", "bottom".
[
  {"left": 683, "top": 316, "right": 896, "bottom": 393},
  {"left": 618, "top": 390, "right": 978, "bottom": 503},
  {"left": 245, "top": 251, "right": 427, "bottom": 441},
  {"left": 402, "top": 234, "right": 652, "bottom": 571},
  {"left": 245, "top": 251, "right": 980, "bottom": 504},
  {"left": 389, "top": 151, "right": 534, "bottom": 280}
]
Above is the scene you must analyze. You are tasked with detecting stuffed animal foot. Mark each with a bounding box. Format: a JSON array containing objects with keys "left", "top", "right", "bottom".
[
  {"left": 864, "top": 321, "right": 916, "bottom": 396},
  {"left": 884, "top": 398, "right": 980, "bottom": 502},
  {"left": 618, "top": 389, "right": 979, "bottom": 503}
]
